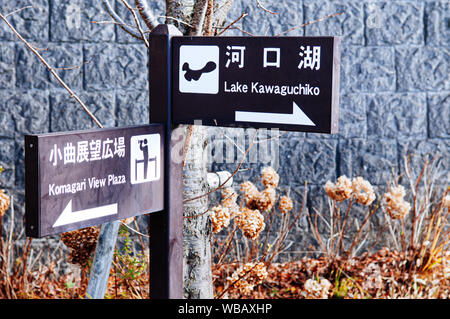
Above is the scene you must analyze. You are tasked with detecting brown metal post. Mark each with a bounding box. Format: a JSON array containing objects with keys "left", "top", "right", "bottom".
[{"left": 148, "top": 24, "right": 183, "bottom": 299}]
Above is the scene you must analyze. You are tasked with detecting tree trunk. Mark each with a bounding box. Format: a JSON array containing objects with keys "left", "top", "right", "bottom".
[
  {"left": 166, "top": 0, "right": 234, "bottom": 299},
  {"left": 182, "top": 125, "right": 212, "bottom": 298}
]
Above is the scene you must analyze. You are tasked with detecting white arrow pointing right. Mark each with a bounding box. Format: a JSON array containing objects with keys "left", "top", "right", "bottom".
[
  {"left": 53, "top": 200, "right": 118, "bottom": 228},
  {"left": 235, "top": 101, "right": 316, "bottom": 126}
]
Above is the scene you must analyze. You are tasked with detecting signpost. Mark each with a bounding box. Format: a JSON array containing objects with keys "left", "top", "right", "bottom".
[
  {"left": 24, "top": 24, "right": 341, "bottom": 299},
  {"left": 25, "top": 125, "right": 164, "bottom": 238},
  {"left": 171, "top": 36, "right": 341, "bottom": 133}
]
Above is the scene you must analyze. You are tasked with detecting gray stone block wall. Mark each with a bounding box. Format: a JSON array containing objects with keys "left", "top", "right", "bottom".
[{"left": 0, "top": 1, "right": 448, "bottom": 261}]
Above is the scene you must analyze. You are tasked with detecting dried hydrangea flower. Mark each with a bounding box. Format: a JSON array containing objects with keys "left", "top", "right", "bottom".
[
  {"left": 324, "top": 175, "right": 352, "bottom": 201},
  {"left": 261, "top": 166, "right": 279, "bottom": 188},
  {"left": 60, "top": 226, "right": 100, "bottom": 266},
  {"left": 384, "top": 185, "right": 411, "bottom": 220},
  {"left": 351, "top": 177, "right": 376, "bottom": 206},
  {"left": 209, "top": 205, "right": 231, "bottom": 233},
  {"left": 221, "top": 187, "right": 240, "bottom": 218},
  {"left": 235, "top": 207, "right": 265, "bottom": 240},
  {"left": 0, "top": 190, "right": 10, "bottom": 217},
  {"left": 240, "top": 181, "right": 260, "bottom": 209},
  {"left": 278, "top": 195, "right": 294, "bottom": 214},
  {"left": 227, "top": 262, "right": 268, "bottom": 295},
  {"left": 303, "top": 277, "right": 332, "bottom": 299},
  {"left": 256, "top": 187, "right": 276, "bottom": 211},
  {"left": 221, "top": 187, "right": 238, "bottom": 204}
]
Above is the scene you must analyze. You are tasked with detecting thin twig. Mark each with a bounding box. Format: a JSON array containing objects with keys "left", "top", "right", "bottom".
[
  {"left": 91, "top": 19, "right": 145, "bottom": 32},
  {"left": 135, "top": 0, "right": 158, "bottom": 30},
  {"left": 158, "top": 15, "right": 194, "bottom": 28},
  {"left": 5, "top": 5, "right": 33, "bottom": 17},
  {"left": 218, "top": 25, "right": 254, "bottom": 36},
  {"left": 274, "top": 12, "right": 344, "bottom": 37},
  {"left": 224, "top": 133, "right": 245, "bottom": 155},
  {"left": 102, "top": 0, "right": 143, "bottom": 40},
  {"left": 0, "top": 11, "right": 103, "bottom": 128},
  {"left": 54, "top": 60, "right": 92, "bottom": 71},
  {"left": 216, "top": 11, "right": 247, "bottom": 36},
  {"left": 336, "top": 199, "right": 353, "bottom": 256},
  {"left": 183, "top": 129, "right": 258, "bottom": 204},
  {"left": 121, "top": 0, "right": 150, "bottom": 48},
  {"left": 256, "top": 0, "right": 277, "bottom": 15},
  {"left": 120, "top": 221, "right": 149, "bottom": 238},
  {"left": 348, "top": 207, "right": 376, "bottom": 258},
  {"left": 216, "top": 225, "right": 238, "bottom": 265},
  {"left": 216, "top": 251, "right": 269, "bottom": 299}
]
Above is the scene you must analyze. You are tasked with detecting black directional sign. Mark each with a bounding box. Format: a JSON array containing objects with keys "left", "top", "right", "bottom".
[
  {"left": 171, "top": 36, "right": 341, "bottom": 133},
  {"left": 25, "top": 125, "right": 164, "bottom": 238}
]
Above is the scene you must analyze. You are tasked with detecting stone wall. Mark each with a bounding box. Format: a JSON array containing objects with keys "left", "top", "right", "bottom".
[{"left": 0, "top": 1, "right": 448, "bottom": 260}]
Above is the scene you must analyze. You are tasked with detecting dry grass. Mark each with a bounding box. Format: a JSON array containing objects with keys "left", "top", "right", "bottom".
[{"left": 0, "top": 154, "right": 448, "bottom": 299}]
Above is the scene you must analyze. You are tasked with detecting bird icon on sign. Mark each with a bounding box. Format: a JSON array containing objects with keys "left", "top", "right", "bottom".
[
  {"left": 179, "top": 45, "right": 219, "bottom": 94},
  {"left": 182, "top": 61, "right": 217, "bottom": 81}
]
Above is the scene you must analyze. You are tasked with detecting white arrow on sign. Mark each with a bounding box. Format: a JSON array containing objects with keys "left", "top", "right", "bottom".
[
  {"left": 53, "top": 200, "right": 118, "bottom": 228},
  {"left": 235, "top": 101, "right": 316, "bottom": 126}
]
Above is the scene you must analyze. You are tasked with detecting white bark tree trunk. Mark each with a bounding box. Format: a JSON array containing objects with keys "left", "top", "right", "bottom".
[
  {"left": 166, "top": 0, "right": 234, "bottom": 299},
  {"left": 182, "top": 125, "right": 212, "bottom": 298}
]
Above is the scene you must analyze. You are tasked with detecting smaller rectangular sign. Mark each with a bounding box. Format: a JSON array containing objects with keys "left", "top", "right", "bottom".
[{"left": 25, "top": 125, "right": 164, "bottom": 238}]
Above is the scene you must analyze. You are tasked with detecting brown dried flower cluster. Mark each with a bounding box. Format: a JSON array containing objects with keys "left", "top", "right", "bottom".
[
  {"left": 324, "top": 176, "right": 353, "bottom": 201},
  {"left": 227, "top": 262, "right": 268, "bottom": 295},
  {"left": 256, "top": 187, "right": 276, "bottom": 211},
  {"left": 0, "top": 190, "right": 10, "bottom": 217},
  {"left": 211, "top": 168, "right": 285, "bottom": 238},
  {"left": 352, "top": 176, "right": 376, "bottom": 206},
  {"left": 303, "top": 277, "right": 332, "bottom": 299},
  {"left": 60, "top": 226, "right": 100, "bottom": 266},
  {"left": 383, "top": 185, "right": 411, "bottom": 220},
  {"left": 210, "top": 205, "right": 231, "bottom": 233},
  {"left": 278, "top": 195, "right": 293, "bottom": 214},
  {"left": 324, "top": 175, "right": 376, "bottom": 206},
  {"left": 221, "top": 187, "right": 240, "bottom": 218},
  {"left": 240, "top": 167, "right": 280, "bottom": 212},
  {"left": 235, "top": 207, "right": 265, "bottom": 240},
  {"left": 261, "top": 166, "right": 279, "bottom": 188},
  {"left": 240, "top": 181, "right": 260, "bottom": 209}
]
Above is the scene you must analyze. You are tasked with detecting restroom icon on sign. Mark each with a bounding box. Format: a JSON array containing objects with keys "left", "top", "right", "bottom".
[{"left": 179, "top": 45, "right": 219, "bottom": 94}]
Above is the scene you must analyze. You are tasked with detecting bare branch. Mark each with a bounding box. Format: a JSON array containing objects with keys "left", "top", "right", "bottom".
[
  {"left": 256, "top": 0, "right": 277, "bottom": 15},
  {"left": 183, "top": 129, "right": 258, "bottom": 204},
  {"left": 54, "top": 60, "right": 92, "bottom": 71},
  {"left": 212, "top": 0, "right": 234, "bottom": 31},
  {"left": 216, "top": 11, "right": 247, "bottom": 36},
  {"left": 217, "top": 25, "right": 254, "bottom": 36},
  {"left": 189, "top": 0, "right": 208, "bottom": 35},
  {"left": 157, "top": 15, "right": 194, "bottom": 28},
  {"left": 121, "top": 0, "right": 150, "bottom": 48},
  {"left": 5, "top": 5, "right": 33, "bottom": 17},
  {"left": 135, "top": 0, "right": 158, "bottom": 30},
  {"left": 91, "top": 19, "right": 145, "bottom": 32},
  {"left": 102, "top": 0, "right": 143, "bottom": 40},
  {"left": 0, "top": 11, "right": 103, "bottom": 128},
  {"left": 275, "top": 12, "right": 344, "bottom": 37}
]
